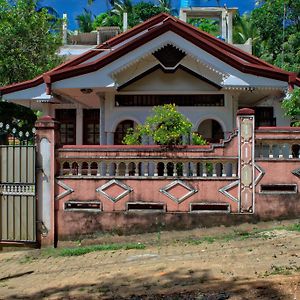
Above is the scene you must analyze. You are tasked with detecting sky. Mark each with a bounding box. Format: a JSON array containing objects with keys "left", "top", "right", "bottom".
[{"left": 40, "top": 0, "right": 256, "bottom": 30}]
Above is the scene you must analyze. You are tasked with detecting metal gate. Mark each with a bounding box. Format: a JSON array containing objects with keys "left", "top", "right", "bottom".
[{"left": 0, "top": 123, "right": 36, "bottom": 244}]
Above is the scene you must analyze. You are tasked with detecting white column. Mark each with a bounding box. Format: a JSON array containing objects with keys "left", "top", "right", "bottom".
[
  {"left": 98, "top": 94, "right": 106, "bottom": 145},
  {"left": 123, "top": 12, "right": 128, "bottom": 32},
  {"left": 62, "top": 13, "right": 68, "bottom": 45},
  {"left": 107, "top": 132, "right": 114, "bottom": 145},
  {"left": 227, "top": 12, "right": 233, "bottom": 44},
  {"left": 76, "top": 108, "right": 83, "bottom": 145},
  {"left": 221, "top": 10, "right": 227, "bottom": 41}
]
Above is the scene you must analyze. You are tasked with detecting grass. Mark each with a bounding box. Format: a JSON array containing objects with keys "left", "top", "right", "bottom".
[
  {"left": 264, "top": 265, "right": 300, "bottom": 276},
  {"left": 58, "top": 242, "right": 145, "bottom": 257},
  {"left": 19, "top": 242, "right": 145, "bottom": 262},
  {"left": 182, "top": 222, "right": 300, "bottom": 246}
]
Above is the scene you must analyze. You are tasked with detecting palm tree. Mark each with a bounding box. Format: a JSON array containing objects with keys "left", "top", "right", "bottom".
[
  {"left": 233, "top": 14, "right": 266, "bottom": 57},
  {"left": 76, "top": 8, "right": 94, "bottom": 32}
]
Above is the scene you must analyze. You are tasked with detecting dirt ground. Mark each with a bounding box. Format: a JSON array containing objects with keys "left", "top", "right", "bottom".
[{"left": 0, "top": 219, "right": 299, "bottom": 300}]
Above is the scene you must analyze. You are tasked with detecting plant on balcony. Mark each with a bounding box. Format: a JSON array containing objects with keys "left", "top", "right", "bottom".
[
  {"left": 282, "top": 89, "right": 300, "bottom": 127},
  {"left": 123, "top": 104, "right": 207, "bottom": 146}
]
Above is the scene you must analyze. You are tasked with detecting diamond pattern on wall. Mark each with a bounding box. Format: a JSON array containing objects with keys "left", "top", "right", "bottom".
[
  {"left": 96, "top": 180, "right": 133, "bottom": 202},
  {"left": 55, "top": 180, "right": 74, "bottom": 201},
  {"left": 292, "top": 168, "right": 300, "bottom": 178},
  {"left": 254, "top": 164, "right": 265, "bottom": 185},
  {"left": 160, "top": 180, "right": 197, "bottom": 203},
  {"left": 219, "top": 180, "right": 239, "bottom": 203}
]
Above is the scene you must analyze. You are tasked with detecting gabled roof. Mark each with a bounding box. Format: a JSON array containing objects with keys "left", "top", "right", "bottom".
[{"left": 1, "top": 13, "right": 299, "bottom": 96}]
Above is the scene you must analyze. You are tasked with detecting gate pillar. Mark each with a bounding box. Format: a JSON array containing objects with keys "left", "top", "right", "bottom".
[
  {"left": 35, "top": 116, "right": 60, "bottom": 247},
  {"left": 237, "top": 108, "right": 255, "bottom": 213}
]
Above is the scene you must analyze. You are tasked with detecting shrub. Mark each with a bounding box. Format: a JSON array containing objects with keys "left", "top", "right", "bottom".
[{"left": 123, "top": 104, "right": 207, "bottom": 146}]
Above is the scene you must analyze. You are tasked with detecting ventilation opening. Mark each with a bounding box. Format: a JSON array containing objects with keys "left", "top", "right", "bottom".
[
  {"left": 65, "top": 201, "right": 101, "bottom": 211},
  {"left": 190, "top": 203, "right": 230, "bottom": 213},
  {"left": 127, "top": 202, "right": 165, "bottom": 212},
  {"left": 260, "top": 184, "right": 297, "bottom": 193}
]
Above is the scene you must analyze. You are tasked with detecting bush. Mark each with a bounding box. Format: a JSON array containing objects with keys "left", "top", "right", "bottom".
[
  {"left": 123, "top": 104, "right": 207, "bottom": 146},
  {"left": 282, "top": 89, "right": 300, "bottom": 127}
]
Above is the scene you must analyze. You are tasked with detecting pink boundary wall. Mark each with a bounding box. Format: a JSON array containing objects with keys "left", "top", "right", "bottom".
[{"left": 35, "top": 111, "right": 300, "bottom": 246}]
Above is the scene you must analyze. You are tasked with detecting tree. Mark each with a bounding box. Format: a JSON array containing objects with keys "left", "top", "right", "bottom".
[
  {"left": 93, "top": 12, "right": 121, "bottom": 29},
  {"left": 0, "top": 0, "right": 63, "bottom": 87},
  {"left": 282, "top": 89, "right": 300, "bottom": 127},
  {"left": 251, "top": 0, "right": 300, "bottom": 70},
  {"left": 0, "top": 0, "right": 63, "bottom": 136},
  {"left": 188, "top": 18, "right": 219, "bottom": 36},
  {"left": 123, "top": 104, "right": 207, "bottom": 146},
  {"left": 76, "top": 8, "right": 95, "bottom": 32},
  {"left": 233, "top": 13, "right": 267, "bottom": 57},
  {"left": 129, "top": 2, "right": 165, "bottom": 27}
]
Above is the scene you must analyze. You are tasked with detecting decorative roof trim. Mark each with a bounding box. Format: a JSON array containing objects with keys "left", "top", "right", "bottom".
[
  {"left": 0, "top": 13, "right": 299, "bottom": 96},
  {"left": 117, "top": 64, "right": 222, "bottom": 91},
  {"left": 44, "top": 18, "right": 297, "bottom": 84}
]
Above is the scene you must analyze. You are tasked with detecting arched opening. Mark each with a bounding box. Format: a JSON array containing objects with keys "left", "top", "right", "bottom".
[
  {"left": 197, "top": 119, "right": 224, "bottom": 143},
  {"left": 114, "top": 120, "right": 136, "bottom": 145}
]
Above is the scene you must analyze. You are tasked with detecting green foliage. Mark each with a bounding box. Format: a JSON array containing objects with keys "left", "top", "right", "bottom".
[
  {"left": 191, "top": 133, "right": 207, "bottom": 146},
  {"left": 282, "top": 89, "right": 300, "bottom": 126},
  {"left": 93, "top": 12, "right": 121, "bottom": 29},
  {"left": 76, "top": 8, "right": 95, "bottom": 32},
  {"left": 123, "top": 104, "right": 207, "bottom": 146},
  {"left": 129, "top": 2, "right": 165, "bottom": 27},
  {"left": 188, "top": 18, "right": 219, "bottom": 36},
  {"left": 93, "top": 1, "right": 168, "bottom": 31},
  {"left": 277, "top": 32, "right": 300, "bottom": 74},
  {"left": 233, "top": 13, "right": 266, "bottom": 57},
  {"left": 251, "top": 0, "right": 300, "bottom": 71},
  {"left": 58, "top": 242, "right": 145, "bottom": 257},
  {"left": 0, "top": 0, "right": 63, "bottom": 87}
]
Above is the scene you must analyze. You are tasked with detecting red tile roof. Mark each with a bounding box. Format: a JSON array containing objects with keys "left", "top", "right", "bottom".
[{"left": 1, "top": 13, "right": 299, "bottom": 96}]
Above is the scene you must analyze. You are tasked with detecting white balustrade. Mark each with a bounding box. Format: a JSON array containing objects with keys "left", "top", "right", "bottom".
[
  {"left": 255, "top": 142, "right": 300, "bottom": 159},
  {"left": 58, "top": 157, "right": 239, "bottom": 178}
]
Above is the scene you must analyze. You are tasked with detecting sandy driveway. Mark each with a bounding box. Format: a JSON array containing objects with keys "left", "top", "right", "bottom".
[{"left": 0, "top": 219, "right": 299, "bottom": 299}]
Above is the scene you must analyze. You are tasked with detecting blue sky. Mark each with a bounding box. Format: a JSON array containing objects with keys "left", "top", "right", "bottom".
[{"left": 40, "top": 0, "right": 256, "bottom": 30}]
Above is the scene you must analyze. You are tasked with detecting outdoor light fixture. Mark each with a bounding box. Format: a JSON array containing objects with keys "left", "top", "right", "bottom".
[{"left": 80, "top": 88, "right": 93, "bottom": 94}]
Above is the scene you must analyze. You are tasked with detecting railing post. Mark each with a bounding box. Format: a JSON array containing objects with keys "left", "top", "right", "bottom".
[
  {"left": 237, "top": 108, "right": 255, "bottom": 214},
  {"left": 35, "top": 116, "right": 60, "bottom": 247}
]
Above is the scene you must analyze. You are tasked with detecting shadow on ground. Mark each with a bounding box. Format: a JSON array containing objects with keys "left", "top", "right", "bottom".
[{"left": 3, "top": 268, "right": 293, "bottom": 300}]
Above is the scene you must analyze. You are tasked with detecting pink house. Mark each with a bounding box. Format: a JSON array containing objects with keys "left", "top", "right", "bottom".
[{"left": 0, "top": 13, "right": 299, "bottom": 246}]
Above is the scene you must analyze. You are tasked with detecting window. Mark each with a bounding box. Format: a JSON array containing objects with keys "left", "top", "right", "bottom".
[
  {"left": 255, "top": 107, "right": 276, "bottom": 127},
  {"left": 83, "top": 109, "right": 100, "bottom": 145},
  {"left": 115, "top": 94, "right": 224, "bottom": 107},
  {"left": 55, "top": 109, "right": 76, "bottom": 145}
]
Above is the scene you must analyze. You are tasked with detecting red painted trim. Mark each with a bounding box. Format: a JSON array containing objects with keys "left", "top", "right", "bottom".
[
  {"left": 1, "top": 13, "right": 300, "bottom": 96},
  {"left": 237, "top": 108, "right": 255, "bottom": 115},
  {"left": 60, "top": 144, "right": 212, "bottom": 150},
  {"left": 0, "top": 13, "right": 169, "bottom": 96},
  {"left": 47, "top": 19, "right": 294, "bottom": 84}
]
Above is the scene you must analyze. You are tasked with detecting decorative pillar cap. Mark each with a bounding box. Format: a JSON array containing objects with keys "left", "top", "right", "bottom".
[
  {"left": 35, "top": 115, "right": 60, "bottom": 129},
  {"left": 237, "top": 108, "right": 255, "bottom": 116}
]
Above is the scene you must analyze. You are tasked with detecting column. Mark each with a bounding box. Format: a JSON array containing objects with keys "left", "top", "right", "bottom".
[
  {"left": 237, "top": 108, "right": 255, "bottom": 214},
  {"left": 76, "top": 108, "right": 83, "bottom": 145},
  {"left": 97, "top": 94, "right": 106, "bottom": 145},
  {"left": 35, "top": 116, "right": 60, "bottom": 247},
  {"left": 107, "top": 132, "right": 114, "bottom": 145}
]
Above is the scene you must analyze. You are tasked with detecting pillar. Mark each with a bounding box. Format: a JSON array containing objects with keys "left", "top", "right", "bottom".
[
  {"left": 35, "top": 116, "right": 60, "bottom": 247},
  {"left": 76, "top": 108, "right": 83, "bottom": 145},
  {"left": 107, "top": 132, "right": 114, "bottom": 145},
  {"left": 237, "top": 108, "right": 255, "bottom": 213},
  {"left": 97, "top": 94, "right": 106, "bottom": 145}
]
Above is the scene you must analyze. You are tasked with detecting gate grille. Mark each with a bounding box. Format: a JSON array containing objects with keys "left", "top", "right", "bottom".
[{"left": 0, "top": 123, "right": 36, "bottom": 243}]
